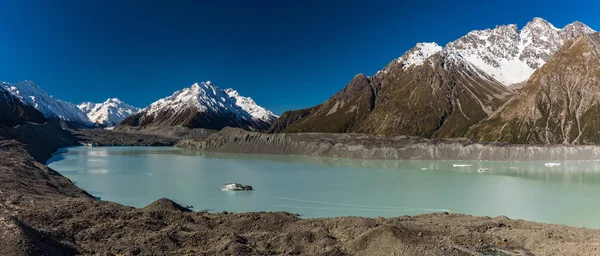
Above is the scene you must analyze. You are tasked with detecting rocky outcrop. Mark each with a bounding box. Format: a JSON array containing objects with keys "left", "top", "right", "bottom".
[
  {"left": 141, "top": 198, "right": 192, "bottom": 212},
  {"left": 467, "top": 33, "right": 600, "bottom": 144}
]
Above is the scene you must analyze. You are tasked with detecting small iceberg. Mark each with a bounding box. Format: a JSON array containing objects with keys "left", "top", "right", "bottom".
[
  {"left": 82, "top": 142, "right": 99, "bottom": 147},
  {"left": 544, "top": 163, "right": 561, "bottom": 167},
  {"left": 478, "top": 168, "right": 488, "bottom": 173},
  {"left": 453, "top": 164, "right": 473, "bottom": 167},
  {"left": 222, "top": 183, "right": 253, "bottom": 191}
]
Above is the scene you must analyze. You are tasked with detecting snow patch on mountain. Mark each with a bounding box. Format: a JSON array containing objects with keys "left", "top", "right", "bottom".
[
  {"left": 394, "top": 18, "right": 595, "bottom": 86},
  {"left": 78, "top": 98, "right": 140, "bottom": 126},
  {"left": 399, "top": 42, "right": 442, "bottom": 69},
  {"left": 1, "top": 80, "right": 92, "bottom": 126},
  {"left": 442, "top": 17, "right": 596, "bottom": 85},
  {"left": 144, "top": 81, "right": 277, "bottom": 123}
]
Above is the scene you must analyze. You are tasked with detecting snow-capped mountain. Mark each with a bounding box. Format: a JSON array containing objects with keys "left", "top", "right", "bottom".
[
  {"left": 78, "top": 98, "right": 140, "bottom": 127},
  {"left": 224, "top": 88, "right": 277, "bottom": 123},
  {"left": 399, "top": 42, "right": 442, "bottom": 69},
  {"left": 121, "top": 81, "right": 278, "bottom": 131},
  {"left": 272, "top": 17, "right": 595, "bottom": 137},
  {"left": 1, "top": 80, "right": 92, "bottom": 127},
  {"left": 399, "top": 17, "right": 595, "bottom": 85},
  {"left": 0, "top": 83, "right": 46, "bottom": 126}
]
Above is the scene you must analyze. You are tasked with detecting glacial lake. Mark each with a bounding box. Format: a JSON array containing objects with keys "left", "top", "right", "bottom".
[{"left": 48, "top": 146, "right": 600, "bottom": 228}]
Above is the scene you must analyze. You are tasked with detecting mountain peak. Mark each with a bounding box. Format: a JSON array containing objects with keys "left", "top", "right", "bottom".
[
  {"left": 561, "top": 21, "right": 596, "bottom": 42},
  {"left": 1, "top": 80, "right": 92, "bottom": 127},
  {"left": 525, "top": 17, "right": 558, "bottom": 30},
  {"left": 78, "top": 98, "right": 140, "bottom": 127},
  {"left": 467, "top": 32, "right": 600, "bottom": 144},
  {"left": 106, "top": 98, "right": 121, "bottom": 102},
  {"left": 127, "top": 81, "right": 277, "bottom": 130},
  {"left": 443, "top": 18, "right": 596, "bottom": 85},
  {"left": 399, "top": 42, "right": 442, "bottom": 69}
]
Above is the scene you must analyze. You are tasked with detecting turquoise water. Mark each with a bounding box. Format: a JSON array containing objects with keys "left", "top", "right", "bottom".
[{"left": 48, "top": 146, "right": 600, "bottom": 228}]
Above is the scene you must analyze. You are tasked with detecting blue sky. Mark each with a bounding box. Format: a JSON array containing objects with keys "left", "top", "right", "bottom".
[{"left": 0, "top": 0, "right": 598, "bottom": 114}]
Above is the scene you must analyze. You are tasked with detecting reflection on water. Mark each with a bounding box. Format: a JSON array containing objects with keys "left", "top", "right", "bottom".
[
  {"left": 180, "top": 150, "right": 600, "bottom": 186},
  {"left": 48, "top": 146, "right": 600, "bottom": 228}
]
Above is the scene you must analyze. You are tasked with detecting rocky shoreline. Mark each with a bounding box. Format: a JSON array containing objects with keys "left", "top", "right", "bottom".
[
  {"left": 177, "top": 127, "right": 600, "bottom": 161},
  {"left": 2, "top": 126, "right": 600, "bottom": 255}
]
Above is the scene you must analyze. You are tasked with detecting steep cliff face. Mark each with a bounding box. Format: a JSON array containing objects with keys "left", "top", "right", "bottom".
[{"left": 467, "top": 33, "right": 600, "bottom": 144}]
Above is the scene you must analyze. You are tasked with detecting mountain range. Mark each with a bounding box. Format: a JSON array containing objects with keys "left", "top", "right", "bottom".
[
  {"left": 2, "top": 17, "right": 600, "bottom": 145},
  {"left": 272, "top": 17, "right": 599, "bottom": 143}
]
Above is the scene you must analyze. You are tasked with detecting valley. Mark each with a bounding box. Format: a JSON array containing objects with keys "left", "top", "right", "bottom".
[{"left": 3, "top": 15, "right": 600, "bottom": 256}]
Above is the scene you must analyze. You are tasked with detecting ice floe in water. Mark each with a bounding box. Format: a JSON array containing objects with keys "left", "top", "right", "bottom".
[
  {"left": 545, "top": 163, "right": 561, "bottom": 167},
  {"left": 453, "top": 164, "right": 473, "bottom": 167}
]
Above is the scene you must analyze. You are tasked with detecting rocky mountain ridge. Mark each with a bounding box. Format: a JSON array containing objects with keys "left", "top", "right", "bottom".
[
  {"left": 467, "top": 33, "right": 600, "bottom": 144},
  {"left": 1, "top": 81, "right": 92, "bottom": 128},
  {"left": 270, "top": 18, "right": 598, "bottom": 143},
  {"left": 0, "top": 85, "right": 46, "bottom": 126},
  {"left": 400, "top": 18, "right": 596, "bottom": 86}
]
